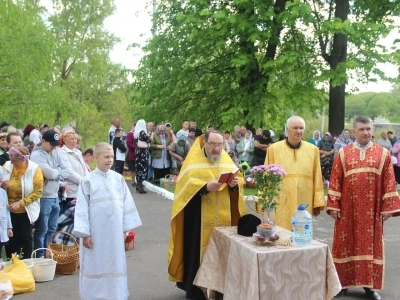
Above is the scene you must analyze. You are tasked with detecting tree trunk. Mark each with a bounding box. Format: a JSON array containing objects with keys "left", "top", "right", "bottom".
[
  {"left": 328, "top": 0, "right": 349, "bottom": 137},
  {"left": 329, "top": 82, "right": 345, "bottom": 137}
]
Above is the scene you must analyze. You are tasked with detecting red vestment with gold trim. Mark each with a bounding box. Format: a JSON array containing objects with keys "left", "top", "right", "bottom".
[{"left": 327, "top": 143, "right": 400, "bottom": 289}]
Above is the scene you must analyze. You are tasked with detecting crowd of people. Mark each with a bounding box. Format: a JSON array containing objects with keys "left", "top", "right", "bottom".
[
  {"left": 0, "top": 121, "right": 96, "bottom": 259},
  {"left": 0, "top": 116, "right": 399, "bottom": 300}
]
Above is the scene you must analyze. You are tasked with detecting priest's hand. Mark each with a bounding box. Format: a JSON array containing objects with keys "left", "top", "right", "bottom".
[
  {"left": 207, "top": 181, "right": 222, "bottom": 192},
  {"left": 228, "top": 176, "right": 238, "bottom": 188},
  {"left": 329, "top": 210, "right": 341, "bottom": 220},
  {"left": 382, "top": 213, "right": 392, "bottom": 221},
  {"left": 83, "top": 237, "right": 93, "bottom": 249},
  {"left": 313, "top": 207, "right": 321, "bottom": 217}
]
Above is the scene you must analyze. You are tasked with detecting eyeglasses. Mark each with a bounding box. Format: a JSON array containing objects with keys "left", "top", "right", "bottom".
[{"left": 206, "top": 142, "right": 224, "bottom": 148}]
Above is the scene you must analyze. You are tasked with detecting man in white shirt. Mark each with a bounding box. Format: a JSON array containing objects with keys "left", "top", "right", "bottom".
[
  {"left": 176, "top": 120, "right": 189, "bottom": 138},
  {"left": 113, "top": 128, "right": 127, "bottom": 175},
  {"left": 108, "top": 118, "right": 120, "bottom": 144}
]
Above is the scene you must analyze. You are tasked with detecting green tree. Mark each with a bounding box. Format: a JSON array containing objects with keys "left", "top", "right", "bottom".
[
  {"left": 132, "top": 0, "right": 326, "bottom": 131},
  {"left": 0, "top": 0, "right": 54, "bottom": 125},
  {"left": 133, "top": 0, "right": 399, "bottom": 135},
  {"left": 308, "top": 0, "right": 399, "bottom": 136}
]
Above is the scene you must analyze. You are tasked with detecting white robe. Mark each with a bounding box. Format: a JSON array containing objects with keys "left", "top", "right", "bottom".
[{"left": 73, "top": 168, "right": 142, "bottom": 300}]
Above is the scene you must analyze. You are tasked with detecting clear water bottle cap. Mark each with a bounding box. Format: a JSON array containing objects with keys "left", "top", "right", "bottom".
[{"left": 298, "top": 204, "right": 308, "bottom": 210}]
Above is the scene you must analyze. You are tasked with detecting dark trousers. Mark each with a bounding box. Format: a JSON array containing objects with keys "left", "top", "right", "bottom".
[
  {"left": 114, "top": 160, "right": 125, "bottom": 175},
  {"left": 6, "top": 212, "right": 33, "bottom": 259},
  {"left": 394, "top": 165, "right": 400, "bottom": 183},
  {"left": 154, "top": 167, "right": 171, "bottom": 182},
  {"left": 253, "top": 155, "right": 266, "bottom": 166}
]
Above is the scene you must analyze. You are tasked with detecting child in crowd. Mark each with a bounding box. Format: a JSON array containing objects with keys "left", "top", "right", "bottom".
[
  {"left": 73, "top": 142, "right": 142, "bottom": 300},
  {"left": 0, "top": 169, "right": 12, "bottom": 255}
]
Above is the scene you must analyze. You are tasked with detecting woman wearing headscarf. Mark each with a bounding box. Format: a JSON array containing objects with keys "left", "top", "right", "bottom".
[
  {"left": 308, "top": 130, "right": 321, "bottom": 146},
  {"left": 151, "top": 125, "right": 172, "bottom": 183},
  {"left": 134, "top": 119, "right": 151, "bottom": 194},
  {"left": 169, "top": 135, "right": 191, "bottom": 175},
  {"left": 334, "top": 129, "right": 353, "bottom": 156},
  {"left": 236, "top": 130, "right": 254, "bottom": 167},
  {"left": 2, "top": 146, "right": 43, "bottom": 258},
  {"left": 319, "top": 132, "right": 334, "bottom": 182}
]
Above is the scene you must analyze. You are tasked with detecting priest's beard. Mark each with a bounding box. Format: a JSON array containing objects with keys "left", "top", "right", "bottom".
[{"left": 205, "top": 147, "right": 221, "bottom": 163}]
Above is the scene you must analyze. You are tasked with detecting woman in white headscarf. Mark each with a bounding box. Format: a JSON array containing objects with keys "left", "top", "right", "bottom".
[
  {"left": 134, "top": 119, "right": 151, "bottom": 194},
  {"left": 236, "top": 130, "right": 254, "bottom": 166},
  {"left": 308, "top": 130, "right": 321, "bottom": 146}
]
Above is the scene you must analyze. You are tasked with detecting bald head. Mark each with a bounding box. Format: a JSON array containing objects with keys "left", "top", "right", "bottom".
[
  {"left": 112, "top": 118, "right": 120, "bottom": 127},
  {"left": 286, "top": 116, "right": 305, "bottom": 145}
]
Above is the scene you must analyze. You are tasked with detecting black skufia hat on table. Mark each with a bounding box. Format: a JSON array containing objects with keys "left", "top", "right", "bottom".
[{"left": 237, "top": 214, "right": 261, "bottom": 236}]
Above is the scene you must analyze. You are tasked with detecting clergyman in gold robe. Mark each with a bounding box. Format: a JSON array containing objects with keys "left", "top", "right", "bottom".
[
  {"left": 168, "top": 130, "right": 246, "bottom": 300},
  {"left": 265, "top": 116, "right": 325, "bottom": 230}
]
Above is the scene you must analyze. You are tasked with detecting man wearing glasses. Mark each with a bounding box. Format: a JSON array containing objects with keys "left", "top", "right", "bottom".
[{"left": 168, "top": 130, "right": 246, "bottom": 300}]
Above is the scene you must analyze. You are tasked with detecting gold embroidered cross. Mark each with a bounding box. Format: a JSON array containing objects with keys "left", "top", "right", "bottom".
[
  {"left": 367, "top": 225, "right": 374, "bottom": 235},
  {"left": 340, "top": 231, "right": 348, "bottom": 242},
  {"left": 366, "top": 190, "right": 374, "bottom": 201},
  {"left": 366, "top": 156, "right": 376, "bottom": 166},
  {"left": 367, "top": 173, "right": 375, "bottom": 184},
  {"left": 366, "top": 208, "right": 374, "bottom": 219},
  {"left": 351, "top": 192, "right": 359, "bottom": 202},
  {"left": 349, "top": 158, "right": 358, "bottom": 169},
  {"left": 348, "top": 175, "right": 357, "bottom": 185}
]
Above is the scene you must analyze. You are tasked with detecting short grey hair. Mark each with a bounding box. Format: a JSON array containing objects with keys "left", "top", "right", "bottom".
[
  {"left": 285, "top": 116, "right": 306, "bottom": 130},
  {"left": 204, "top": 130, "right": 223, "bottom": 142},
  {"left": 353, "top": 116, "right": 373, "bottom": 129}
]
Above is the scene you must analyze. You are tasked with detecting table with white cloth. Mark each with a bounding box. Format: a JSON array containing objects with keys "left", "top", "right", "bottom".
[{"left": 194, "top": 226, "right": 341, "bottom": 300}]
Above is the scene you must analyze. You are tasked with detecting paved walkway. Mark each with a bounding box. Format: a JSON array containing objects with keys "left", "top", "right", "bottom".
[{"left": 14, "top": 183, "right": 400, "bottom": 299}]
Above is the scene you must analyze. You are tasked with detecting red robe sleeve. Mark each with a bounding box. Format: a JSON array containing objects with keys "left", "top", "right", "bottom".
[
  {"left": 326, "top": 149, "right": 344, "bottom": 212},
  {"left": 380, "top": 149, "right": 400, "bottom": 217}
]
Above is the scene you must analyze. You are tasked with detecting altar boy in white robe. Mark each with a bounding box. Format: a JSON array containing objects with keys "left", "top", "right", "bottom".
[{"left": 73, "top": 142, "right": 142, "bottom": 300}]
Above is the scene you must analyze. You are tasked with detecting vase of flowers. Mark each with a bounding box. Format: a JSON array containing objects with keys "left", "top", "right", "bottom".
[{"left": 250, "top": 164, "right": 287, "bottom": 224}]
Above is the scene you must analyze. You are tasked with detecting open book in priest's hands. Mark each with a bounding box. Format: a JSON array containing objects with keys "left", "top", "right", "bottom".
[{"left": 218, "top": 166, "right": 240, "bottom": 184}]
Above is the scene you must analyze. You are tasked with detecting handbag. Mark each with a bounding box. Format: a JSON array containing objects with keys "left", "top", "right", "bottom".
[{"left": 137, "top": 140, "right": 149, "bottom": 149}]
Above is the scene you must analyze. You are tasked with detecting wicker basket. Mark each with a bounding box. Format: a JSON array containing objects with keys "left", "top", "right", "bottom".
[
  {"left": 47, "top": 231, "right": 79, "bottom": 275},
  {"left": 160, "top": 174, "right": 176, "bottom": 189},
  {"left": 31, "top": 248, "right": 57, "bottom": 282}
]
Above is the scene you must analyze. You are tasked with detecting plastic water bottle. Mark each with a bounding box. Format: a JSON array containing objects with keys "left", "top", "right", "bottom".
[{"left": 291, "top": 204, "right": 313, "bottom": 245}]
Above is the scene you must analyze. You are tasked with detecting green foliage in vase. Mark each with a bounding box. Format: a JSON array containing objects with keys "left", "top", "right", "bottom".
[{"left": 251, "top": 164, "right": 287, "bottom": 209}]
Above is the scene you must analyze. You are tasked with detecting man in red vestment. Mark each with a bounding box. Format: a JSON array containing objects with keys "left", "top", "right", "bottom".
[{"left": 327, "top": 116, "right": 400, "bottom": 299}]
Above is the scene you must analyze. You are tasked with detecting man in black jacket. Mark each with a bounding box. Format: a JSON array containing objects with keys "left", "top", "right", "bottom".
[{"left": 113, "top": 128, "right": 127, "bottom": 175}]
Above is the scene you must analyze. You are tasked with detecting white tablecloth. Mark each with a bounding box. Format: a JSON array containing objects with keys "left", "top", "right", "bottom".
[{"left": 194, "top": 226, "right": 341, "bottom": 300}]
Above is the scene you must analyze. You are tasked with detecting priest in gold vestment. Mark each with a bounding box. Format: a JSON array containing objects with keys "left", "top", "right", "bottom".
[
  {"left": 265, "top": 116, "right": 325, "bottom": 230},
  {"left": 168, "top": 131, "right": 246, "bottom": 300},
  {"left": 327, "top": 116, "right": 400, "bottom": 299}
]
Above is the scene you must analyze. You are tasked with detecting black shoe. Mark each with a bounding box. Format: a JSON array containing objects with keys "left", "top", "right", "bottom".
[
  {"left": 363, "top": 288, "right": 381, "bottom": 300},
  {"left": 136, "top": 183, "right": 147, "bottom": 194},
  {"left": 131, "top": 182, "right": 137, "bottom": 187},
  {"left": 334, "top": 289, "right": 348, "bottom": 298}
]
